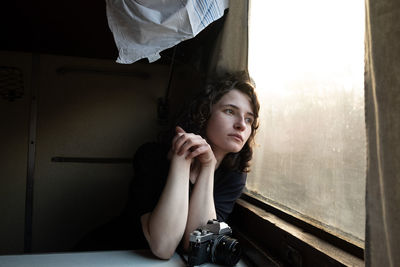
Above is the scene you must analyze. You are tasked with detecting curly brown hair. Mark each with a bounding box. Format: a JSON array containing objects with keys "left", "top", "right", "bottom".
[{"left": 175, "top": 71, "right": 260, "bottom": 173}]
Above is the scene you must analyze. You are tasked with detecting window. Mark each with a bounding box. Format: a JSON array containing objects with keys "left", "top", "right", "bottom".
[{"left": 247, "top": 0, "right": 366, "bottom": 246}]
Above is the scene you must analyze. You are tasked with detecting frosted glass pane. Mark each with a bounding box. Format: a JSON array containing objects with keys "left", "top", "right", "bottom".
[{"left": 247, "top": 0, "right": 365, "bottom": 245}]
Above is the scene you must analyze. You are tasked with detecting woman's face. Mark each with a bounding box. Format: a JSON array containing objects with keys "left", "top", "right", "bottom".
[{"left": 206, "top": 89, "right": 254, "bottom": 159}]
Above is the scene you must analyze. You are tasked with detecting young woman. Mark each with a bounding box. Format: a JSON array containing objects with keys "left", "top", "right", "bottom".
[
  {"left": 131, "top": 72, "right": 260, "bottom": 259},
  {"left": 75, "top": 72, "right": 259, "bottom": 257}
]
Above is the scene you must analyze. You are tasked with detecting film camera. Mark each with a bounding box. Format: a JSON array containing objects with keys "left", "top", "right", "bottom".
[{"left": 188, "top": 220, "right": 241, "bottom": 266}]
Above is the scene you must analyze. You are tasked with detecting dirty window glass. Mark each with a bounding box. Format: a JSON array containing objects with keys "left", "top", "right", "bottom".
[{"left": 247, "top": 0, "right": 366, "bottom": 245}]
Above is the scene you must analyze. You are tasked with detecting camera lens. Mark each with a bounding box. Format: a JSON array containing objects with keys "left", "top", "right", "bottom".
[{"left": 212, "top": 235, "right": 242, "bottom": 266}]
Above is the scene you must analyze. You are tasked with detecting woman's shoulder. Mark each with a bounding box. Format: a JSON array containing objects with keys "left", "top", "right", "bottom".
[
  {"left": 134, "top": 142, "right": 168, "bottom": 158},
  {"left": 133, "top": 142, "right": 169, "bottom": 170},
  {"left": 135, "top": 142, "right": 168, "bottom": 155}
]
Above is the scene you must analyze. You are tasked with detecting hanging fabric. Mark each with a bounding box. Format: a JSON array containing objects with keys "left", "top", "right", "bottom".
[
  {"left": 364, "top": 0, "right": 400, "bottom": 266},
  {"left": 105, "top": 0, "right": 229, "bottom": 64},
  {"left": 207, "top": 0, "right": 249, "bottom": 76}
]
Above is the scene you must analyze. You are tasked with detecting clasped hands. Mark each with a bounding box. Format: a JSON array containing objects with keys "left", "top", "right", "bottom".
[{"left": 170, "top": 126, "right": 217, "bottom": 170}]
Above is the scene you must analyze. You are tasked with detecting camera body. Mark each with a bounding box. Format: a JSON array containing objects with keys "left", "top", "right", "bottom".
[{"left": 188, "top": 220, "right": 241, "bottom": 266}]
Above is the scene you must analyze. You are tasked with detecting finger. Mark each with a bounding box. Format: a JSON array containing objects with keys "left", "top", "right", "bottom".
[
  {"left": 186, "top": 144, "right": 210, "bottom": 160},
  {"left": 172, "top": 126, "right": 187, "bottom": 152},
  {"left": 171, "top": 132, "right": 184, "bottom": 152},
  {"left": 176, "top": 126, "right": 186, "bottom": 134},
  {"left": 171, "top": 132, "right": 187, "bottom": 151},
  {"left": 173, "top": 133, "right": 188, "bottom": 154},
  {"left": 178, "top": 138, "right": 196, "bottom": 156},
  {"left": 178, "top": 135, "right": 205, "bottom": 155}
]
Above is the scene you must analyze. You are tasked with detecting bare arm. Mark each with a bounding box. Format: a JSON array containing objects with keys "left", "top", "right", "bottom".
[
  {"left": 182, "top": 164, "right": 217, "bottom": 251},
  {"left": 172, "top": 127, "right": 218, "bottom": 251},
  {"left": 141, "top": 126, "right": 217, "bottom": 259},
  {"left": 141, "top": 145, "right": 192, "bottom": 259}
]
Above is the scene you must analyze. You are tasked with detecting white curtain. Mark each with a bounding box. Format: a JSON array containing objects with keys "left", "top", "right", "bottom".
[{"left": 106, "top": 0, "right": 229, "bottom": 64}]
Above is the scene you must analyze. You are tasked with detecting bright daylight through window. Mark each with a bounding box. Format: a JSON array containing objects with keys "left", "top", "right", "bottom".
[{"left": 247, "top": 0, "right": 366, "bottom": 246}]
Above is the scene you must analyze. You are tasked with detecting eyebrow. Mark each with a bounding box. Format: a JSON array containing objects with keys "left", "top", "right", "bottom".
[{"left": 222, "top": 104, "right": 254, "bottom": 117}]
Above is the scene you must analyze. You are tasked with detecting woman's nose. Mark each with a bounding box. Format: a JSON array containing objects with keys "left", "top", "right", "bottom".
[{"left": 234, "top": 117, "right": 246, "bottom": 131}]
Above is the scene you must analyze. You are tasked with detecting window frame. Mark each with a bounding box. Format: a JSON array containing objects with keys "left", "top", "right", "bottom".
[{"left": 229, "top": 193, "right": 364, "bottom": 266}]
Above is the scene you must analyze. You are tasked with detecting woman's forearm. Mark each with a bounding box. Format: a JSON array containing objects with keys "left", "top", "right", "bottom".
[
  {"left": 142, "top": 157, "right": 191, "bottom": 259},
  {"left": 182, "top": 165, "right": 217, "bottom": 251}
]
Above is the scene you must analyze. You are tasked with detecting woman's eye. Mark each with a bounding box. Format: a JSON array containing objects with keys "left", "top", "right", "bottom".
[
  {"left": 224, "top": 109, "right": 234, "bottom": 114},
  {"left": 245, "top": 118, "right": 253, "bottom": 124}
]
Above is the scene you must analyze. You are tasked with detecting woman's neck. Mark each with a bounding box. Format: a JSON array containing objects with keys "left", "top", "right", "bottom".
[{"left": 214, "top": 150, "right": 227, "bottom": 170}]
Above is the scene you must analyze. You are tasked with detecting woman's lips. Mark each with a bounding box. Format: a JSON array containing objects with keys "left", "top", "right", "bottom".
[{"left": 228, "top": 134, "right": 243, "bottom": 142}]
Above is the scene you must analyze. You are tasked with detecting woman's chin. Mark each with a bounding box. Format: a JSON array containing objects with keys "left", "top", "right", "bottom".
[
  {"left": 227, "top": 144, "right": 244, "bottom": 153},
  {"left": 212, "top": 142, "right": 243, "bottom": 156}
]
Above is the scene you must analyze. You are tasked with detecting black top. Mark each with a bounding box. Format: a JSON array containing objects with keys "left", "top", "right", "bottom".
[
  {"left": 127, "top": 142, "right": 247, "bottom": 222},
  {"left": 75, "top": 142, "right": 246, "bottom": 251}
]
